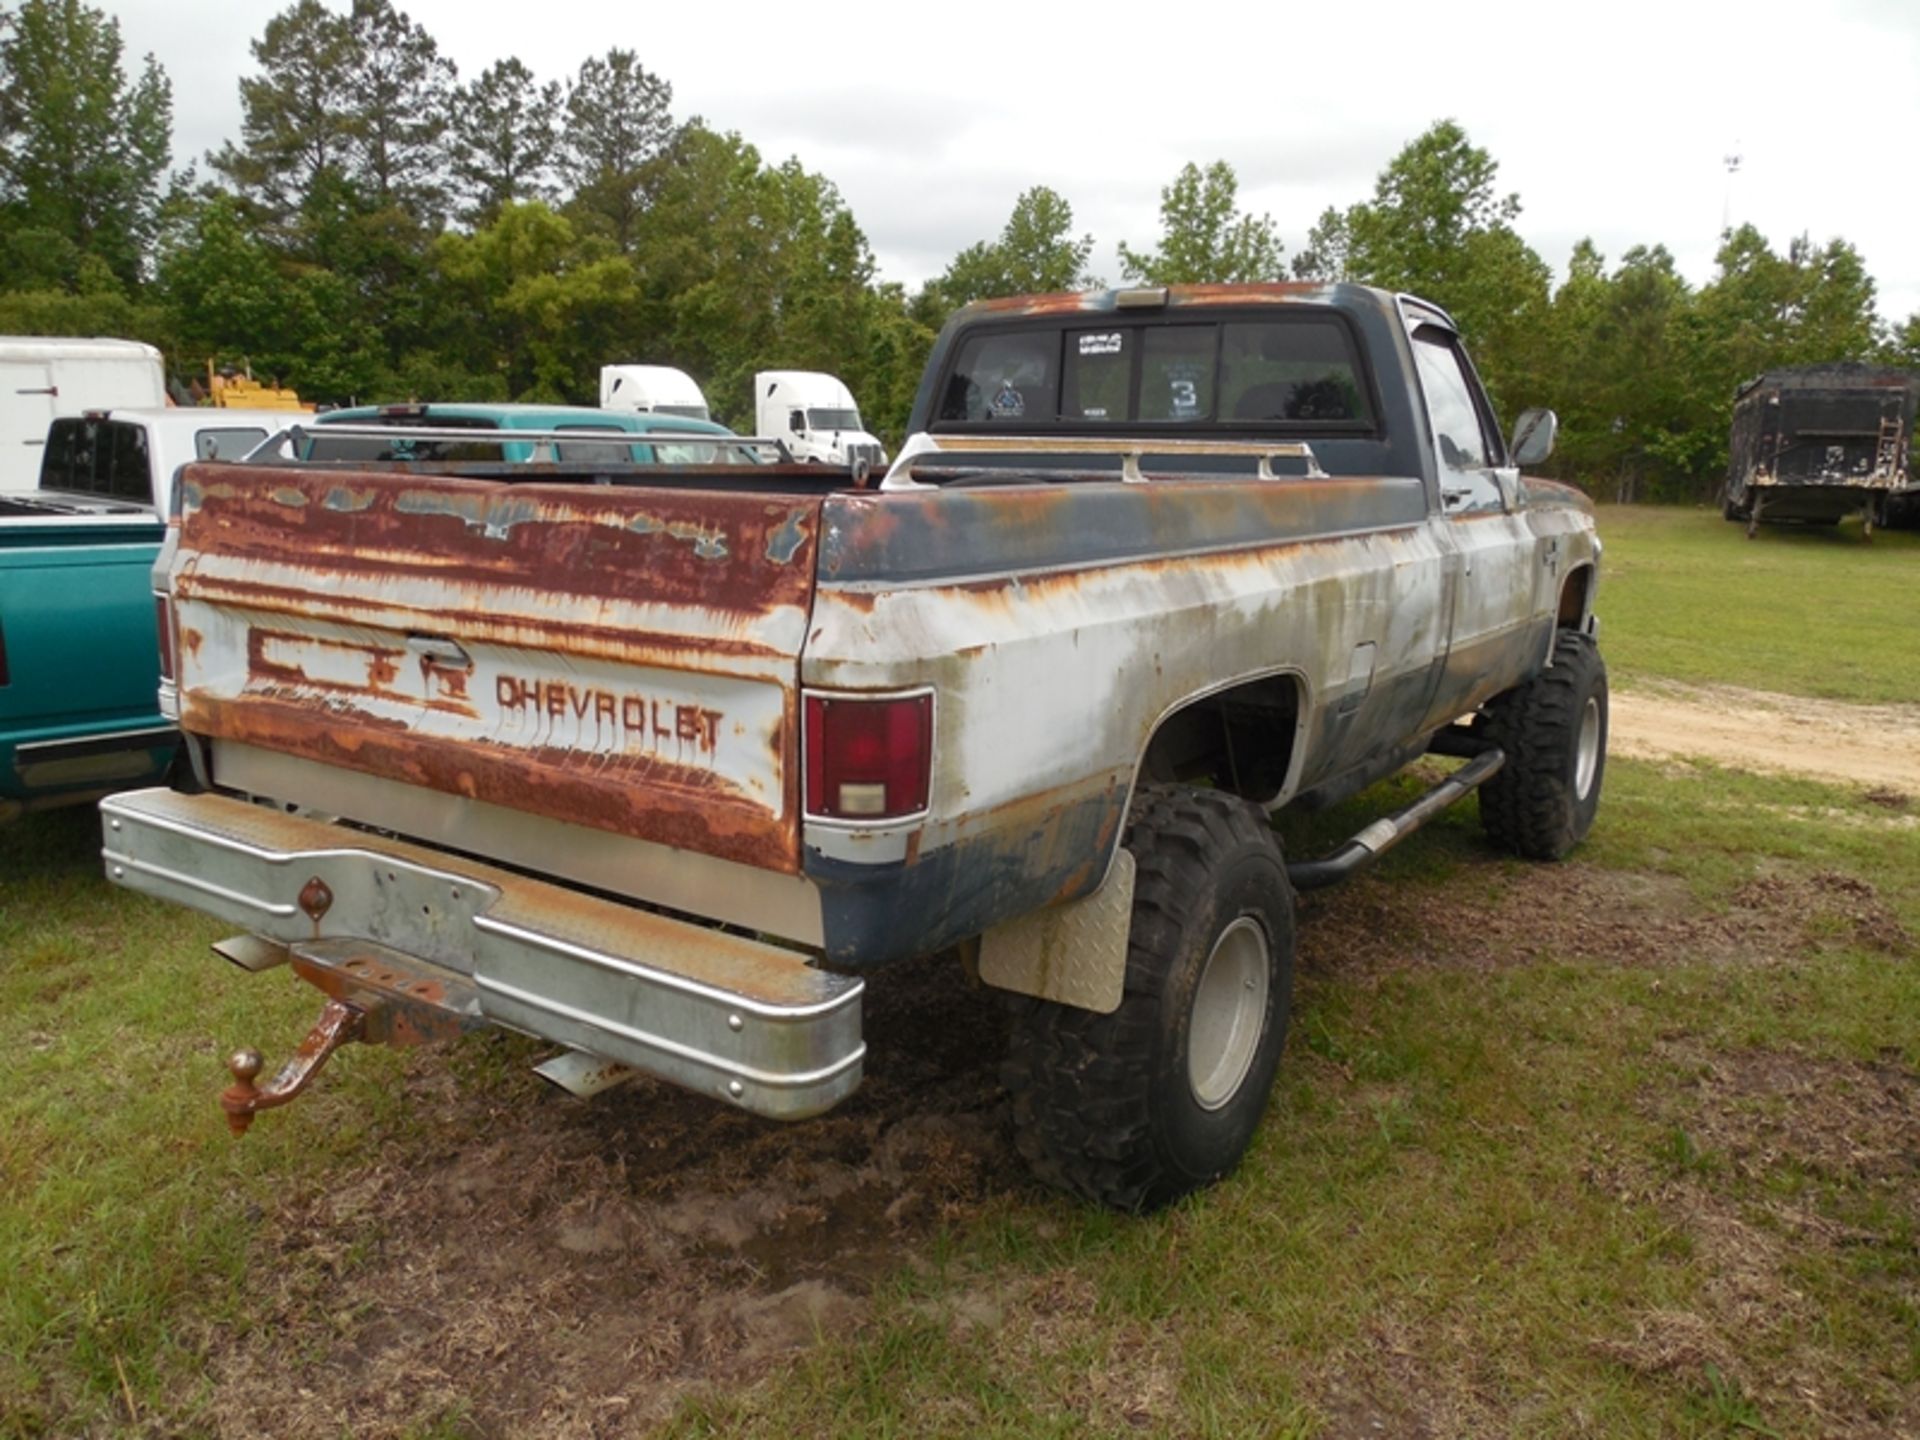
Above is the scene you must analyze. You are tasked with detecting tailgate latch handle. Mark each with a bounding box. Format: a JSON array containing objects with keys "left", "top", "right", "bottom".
[{"left": 407, "top": 634, "right": 472, "bottom": 670}]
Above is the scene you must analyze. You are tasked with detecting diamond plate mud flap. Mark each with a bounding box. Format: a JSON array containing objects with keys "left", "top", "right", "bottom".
[
  {"left": 977, "top": 849, "right": 1134, "bottom": 1014},
  {"left": 100, "top": 788, "right": 864, "bottom": 1121}
]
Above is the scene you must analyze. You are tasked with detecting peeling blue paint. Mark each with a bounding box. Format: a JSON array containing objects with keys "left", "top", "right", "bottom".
[
  {"left": 395, "top": 490, "right": 544, "bottom": 541},
  {"left": 322, "top": 487, "right": 376, "bottom": 514},
  {"left": 764, "top": 508, "right": 811, "bottom": 565},
  {"left": 626, "top": 512, "right": 728, "bottom": 560}
]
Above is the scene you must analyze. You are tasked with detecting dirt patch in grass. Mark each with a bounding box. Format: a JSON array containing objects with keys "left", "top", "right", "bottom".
[
  {"left": 1300, "top": 859, "right": 1912, "bottom": 981},
  {"left": 1611, "top": 680, "right": 1920, "bottom": 792},
  {"left": 187, "top": 953, "right": 1019, "bottom": 1438},
  {"left": 1593, "top": 1043, "right": 1920, "bottom": 1437}
]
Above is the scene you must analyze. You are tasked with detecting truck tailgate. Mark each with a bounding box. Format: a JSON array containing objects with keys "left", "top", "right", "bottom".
[{"left": 171, "top": 467, "right": 822, "bottom": 872}]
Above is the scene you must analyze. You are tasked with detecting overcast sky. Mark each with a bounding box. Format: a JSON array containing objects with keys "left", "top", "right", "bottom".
[{"left": 113, "top": 0, "right": 1920, "bottom": 324}]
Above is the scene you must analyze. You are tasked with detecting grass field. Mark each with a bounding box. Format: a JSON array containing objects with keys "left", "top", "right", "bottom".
[
  {"left": 1593, "top": 503, "right": 1920, "bottom": 703},
  {"left": 2, "top": 505, "right": 1916, "bottom": 1438}
]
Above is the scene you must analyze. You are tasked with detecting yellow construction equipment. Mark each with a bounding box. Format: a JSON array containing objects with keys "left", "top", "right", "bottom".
[{"left": 207, "top": 359, "right": 310, "bottom": 412}]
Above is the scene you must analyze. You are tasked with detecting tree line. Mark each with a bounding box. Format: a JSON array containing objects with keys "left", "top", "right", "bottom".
[{"left": 2, "top": 0, "right": 1914, "bottom": 501}]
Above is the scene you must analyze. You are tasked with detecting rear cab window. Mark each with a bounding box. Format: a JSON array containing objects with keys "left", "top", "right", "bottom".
[
  {"left": 304, "top": 416, "right": 503, "bottom": 462},
  {"left": 38, "top": 417, "right": 154, "bottom": 502},
  {"left": 195, "top": 427, "right": 268, "bottom": 460},
  {"left": 936, "top": 311, "right": 1377, "bottom": 434},
  {"left": 551, "top": 425, "right": 637, "bottom": 464}
]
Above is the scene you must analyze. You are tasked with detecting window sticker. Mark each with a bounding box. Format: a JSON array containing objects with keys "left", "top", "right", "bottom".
[
  {"left": 1165, "top": 365, "right": 1204, "bottom": 419},
  {"left": 1078, "top": 332, "right": 1124, "bottom": 357},
  {"left": 990, "top": 380, "right": 1027, "bottom": 418}
]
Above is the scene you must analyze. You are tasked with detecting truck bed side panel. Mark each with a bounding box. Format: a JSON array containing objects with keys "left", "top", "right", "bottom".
[{"left": 803, "top": 474, "right": 1443, "bottom": 962}]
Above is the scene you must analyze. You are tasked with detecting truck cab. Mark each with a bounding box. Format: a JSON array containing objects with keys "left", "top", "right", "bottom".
[
  {"left": 598, "top": 365, "right": 711, "bottom": 422},
  {"left": 754, "top": 370, "right": 886, "bottom": 470}
]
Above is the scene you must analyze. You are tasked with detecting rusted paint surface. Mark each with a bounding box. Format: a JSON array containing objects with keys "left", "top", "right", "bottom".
[
  {"left": 820, "top": 473, "right": 1429, "bottom": 584},
  {"left": 180, "top": 690, "right": 792, "bottom": 870},
  {"left": 801, "top": 459, "right": 1600, "bottom": 963},
  {"left": 290, "top": 946, "right": 487, "bottom": 1048},
  {"left": 180, "top": 468, "right": 819, "bottom": 616},
  {"left": 219, "top": 998, "right": 364, "bottom": 1137},
  {"left": 963, "top": 281, "right": 1329, "bottom": 317},
  {"left": 170, "top": 467, "right": 820, "bottom": 871}
]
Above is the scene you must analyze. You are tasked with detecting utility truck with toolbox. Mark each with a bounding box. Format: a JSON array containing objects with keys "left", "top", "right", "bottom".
[{"left": 102, "top": 283, "right": 1606, "bottom": 1211}]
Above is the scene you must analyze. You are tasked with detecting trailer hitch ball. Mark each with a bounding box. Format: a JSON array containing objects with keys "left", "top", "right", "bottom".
[{"left": 217, "top": 999, "right": 365, "bottom": 1138}]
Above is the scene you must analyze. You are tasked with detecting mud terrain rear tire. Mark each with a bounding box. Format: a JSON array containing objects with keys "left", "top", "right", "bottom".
[
  {"left": 1003, "top": 785, "right": 1295, "bottom": 1212},
  {"left": 1477, "top": 629, "right": 1608, "bottom": 860}
]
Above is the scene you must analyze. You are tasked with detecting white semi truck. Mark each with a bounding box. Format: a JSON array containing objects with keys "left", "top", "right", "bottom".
[
  {"left": 754, "top": 370, "right": 886, "bottom": 470},
  {"left": 1, "top": 338, "right": 166, "bottom": 491},
  {"left": 597, "top": 365, "right": 710, "bottom": 422}
]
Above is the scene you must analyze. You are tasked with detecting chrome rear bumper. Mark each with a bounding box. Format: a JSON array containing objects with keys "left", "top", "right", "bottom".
[{"left": 100, "top": 788, "right": 864, "bottom": 1120}]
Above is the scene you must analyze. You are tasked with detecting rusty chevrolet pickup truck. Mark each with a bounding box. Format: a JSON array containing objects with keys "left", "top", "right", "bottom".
[{"left": 102, "top": 283, "right": 1606, "bottom": 1210}]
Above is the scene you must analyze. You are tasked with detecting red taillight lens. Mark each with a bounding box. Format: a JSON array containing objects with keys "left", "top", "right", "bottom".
[
  {"left": 154, "top": 594, "right": 175, "bottom": 680},
  {"left": 804, "top": 692, "right": 932, "bottom": 820}
]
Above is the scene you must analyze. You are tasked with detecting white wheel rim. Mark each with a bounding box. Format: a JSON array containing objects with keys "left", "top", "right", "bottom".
[
  {"left": 1188, "top": 915, "right": 1270, "bottom": 1111},
  {"left": 1574, "top": 695, "right": 1601, "bottom": 801}
]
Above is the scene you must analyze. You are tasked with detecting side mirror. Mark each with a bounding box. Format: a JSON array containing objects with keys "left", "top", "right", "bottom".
[{"left": 1510, "top": 408, "right": 1557, "bottom": 467}]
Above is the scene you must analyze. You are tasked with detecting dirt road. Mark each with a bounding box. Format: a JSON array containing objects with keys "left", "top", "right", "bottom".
[{"left": 1610, "top": 680, "right": 1920, "bottom": 793}]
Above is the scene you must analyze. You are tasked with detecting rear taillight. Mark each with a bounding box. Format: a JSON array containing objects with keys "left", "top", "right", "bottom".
[
  {"left": 154, "top": 594, "right": 175, "bottom": 680},
  {"left": 804, "top": 692, "right": 933, "bottom": 820}
]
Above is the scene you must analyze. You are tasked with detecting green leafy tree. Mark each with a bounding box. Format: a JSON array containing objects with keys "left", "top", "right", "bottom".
[
  {"left": 1883, "top": 312, "right": 1920, "bottom": 370},
  {"left": 210, "top": 0, "right": 357, "bottom": 225},
  {"left": 213, "top": 0, "right": 452, "bottom": 227},
  {"left": 934, "top": 185, "right": 1099, "bottom": 307},
  {"left": 157, "top": 191, "right": 385, "bottom": 399},
  {"left": 1343, "top": 120, "right": 1520, "bottom": 299},
  {"left": 1334, "top": 120, "right": 1551, "bottom": 415},
  {"left": 1544, "top": 241, "right": 1699, "bottom": 499},
  {"left": 1290, "top": 206, "right": 1352, "bottom": 283},
  {"left": 431, "top": 200, "right": 640, "bottom": 399},
  {"left": 560, "top": 49, "right": 673, "bottom": 249},
  {"left": 342, "top": 0, "right": 454, "bottom": 216},
  {"left": 0, "top": 0, "right": 172, "bottom": 289},
  {"left": 624, "top": 125, "right": 926, "bottom": 437},
  {"left": 450, "top": 58, "right": 560, "bottom": 224},
  {"left": 1117, "top": 161, "right": 1282, "bottom": 285}
]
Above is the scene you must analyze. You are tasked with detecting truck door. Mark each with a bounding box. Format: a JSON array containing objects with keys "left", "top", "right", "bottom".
[{"left": 1410, "top": 321, "right": 1538, "bottom": 728}]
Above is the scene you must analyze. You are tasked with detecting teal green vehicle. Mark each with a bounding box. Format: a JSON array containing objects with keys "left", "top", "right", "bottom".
[
  {"left": 1, "top": 407, "right": 292, "bottom": 820},
  {"left": 292, "top": 402, "right": 765, "bottom": 465},
  {"left": 3, "top": 403, "right": 758, "bottom": 820}
]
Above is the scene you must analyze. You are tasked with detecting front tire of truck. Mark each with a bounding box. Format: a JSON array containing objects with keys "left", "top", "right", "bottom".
[
  {"left": 1476, "top": 628, "right": 1608, "bottom": 861},
  {"left": 1003, "top": 785, "right": 1294, "bottom": 1212}
]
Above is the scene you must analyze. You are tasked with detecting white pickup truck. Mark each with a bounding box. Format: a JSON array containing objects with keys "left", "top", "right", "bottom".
[{"left": 102, "top": 284, "right": 1606, "bottom": 1210}]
